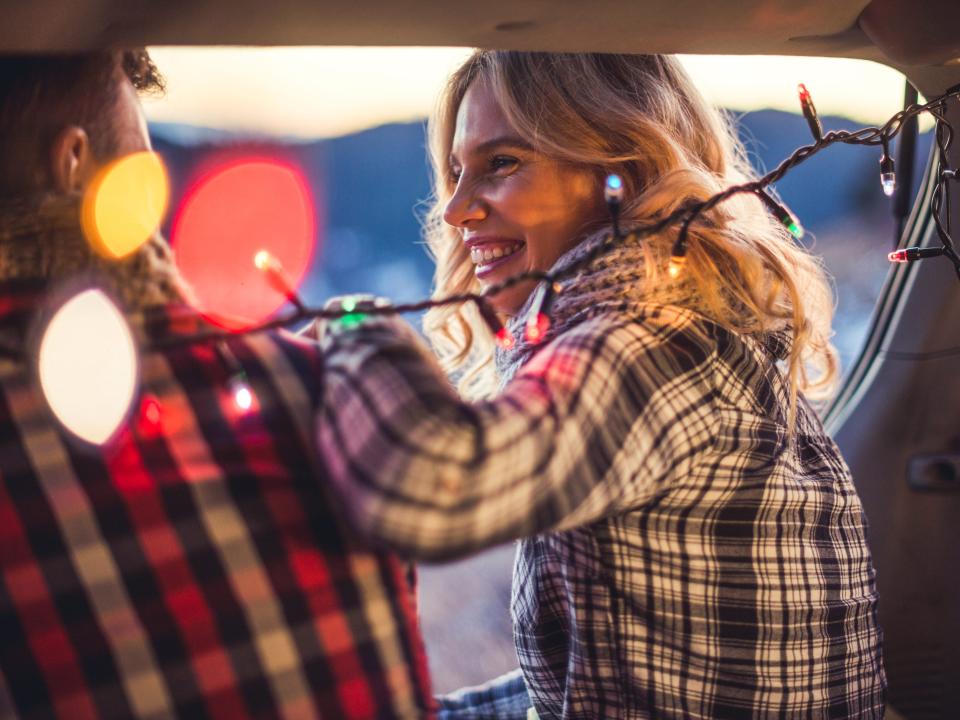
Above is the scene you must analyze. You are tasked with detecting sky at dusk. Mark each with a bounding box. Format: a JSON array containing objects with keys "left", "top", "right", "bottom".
[{"left": 143, "top": 47, "right": 917, "bottom": 139}]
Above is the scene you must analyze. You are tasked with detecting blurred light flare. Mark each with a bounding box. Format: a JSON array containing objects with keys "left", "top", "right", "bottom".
[
  {"left": 785, "top": 216, "right": 804, "bottom": 239},
  {"left": 81, "top": 151, "right": 169, "bottom": 259},
  {"left": 135, "top": 393, "right": 164, "bottom": 439},
  {"left": 604, "top": 174, "right": 624, "bottom": 204},
  {"left": 667, "top": 257, "right": 685, "bottom": 279},
  {"left": 496, "top": 326, "right": 516, "bottom": 350},
  {"left": 142, "top": 396, "right": 162, "bottom": 425},
  {"left": 38, "top": 289, "right": 138, "bottom": 445},
  {"left": 881, "top": 174, "right": 897, "bottom": 197},
  {"left": 253, "top": 250, "right": 275, "bottom": 272},
  {"left": 525, "top": 313, "right": 550, "bottom": 344},
  {"left": 172, "top": 157, "right": 318, "bottom": 330},
  {"left": 228, "top": 375, "right": 255, "bottom": 412}
]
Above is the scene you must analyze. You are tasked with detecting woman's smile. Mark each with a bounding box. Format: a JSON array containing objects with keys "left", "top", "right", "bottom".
[{"left": 466, "top": 236, "right": 526, "bottom": 280}]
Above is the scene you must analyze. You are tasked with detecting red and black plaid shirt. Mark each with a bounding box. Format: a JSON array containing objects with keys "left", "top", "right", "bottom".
[{"left": 0, "top": 279, "right": 433, "bottom": 719}]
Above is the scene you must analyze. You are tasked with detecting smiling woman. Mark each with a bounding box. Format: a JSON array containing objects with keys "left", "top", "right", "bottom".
[{"left": 315, "top": 50, "right": 886, "bottom": 719}]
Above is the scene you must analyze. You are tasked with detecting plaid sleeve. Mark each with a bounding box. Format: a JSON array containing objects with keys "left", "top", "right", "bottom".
[
  {"left": 436, "top": 668, "right": 531, "bottom": 719},
  {"left": 317, "top": 311, "right": 717, "bottom": 560}
]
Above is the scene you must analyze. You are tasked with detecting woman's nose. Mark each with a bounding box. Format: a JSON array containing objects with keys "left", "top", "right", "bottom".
[{"left": 443, "top": 179, "right": 487, "bottom": 228}]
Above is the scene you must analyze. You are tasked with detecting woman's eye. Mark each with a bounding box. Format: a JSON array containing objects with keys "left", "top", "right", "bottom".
[{"left": 490, "top": 156, "right": 518, "bottom": 173}]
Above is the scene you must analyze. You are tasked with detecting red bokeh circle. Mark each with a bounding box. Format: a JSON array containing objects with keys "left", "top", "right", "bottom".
[{"left": 172, "top": 157, "right": 317, "bottom": 330}]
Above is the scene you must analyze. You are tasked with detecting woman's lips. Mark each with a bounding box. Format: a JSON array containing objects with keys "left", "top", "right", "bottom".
[{"left": 470, "top": 242, "right": 525, "bottom": 280}]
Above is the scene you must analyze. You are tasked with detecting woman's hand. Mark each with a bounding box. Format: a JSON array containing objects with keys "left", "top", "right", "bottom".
[{"left": 298, "top": 294, "right": 392, "bottom": 345}]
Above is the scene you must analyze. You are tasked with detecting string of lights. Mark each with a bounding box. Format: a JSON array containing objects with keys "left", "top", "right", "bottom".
[
  {"left": 150, "top": 81, "right": 960, "bottom": 352},
  {"left": 2, "top": 82, "right": 959, "bottom": 445}
]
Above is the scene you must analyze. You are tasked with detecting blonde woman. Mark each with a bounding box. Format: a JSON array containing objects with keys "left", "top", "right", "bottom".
[{"left": 317, "top": 52, "right": 885, "bottom": 718}]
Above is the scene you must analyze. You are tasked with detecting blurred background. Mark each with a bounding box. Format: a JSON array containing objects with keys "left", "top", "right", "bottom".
[{"left": 143, "top": 48, "right": 929, "bottom": 692}]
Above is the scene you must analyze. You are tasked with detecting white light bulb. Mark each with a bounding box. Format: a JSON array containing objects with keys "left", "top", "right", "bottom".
[
  {"left": 228, "top": 374, "right": 254, "bottom": 412},
  {"left": 38, "top": 289, "right": 138, "bottom": 444},
  {"left": 881, "top": 173, "right": 896, "bottom": 197},
  {"left": 235, "top": 386, "right": 252, "bottom": 410}
]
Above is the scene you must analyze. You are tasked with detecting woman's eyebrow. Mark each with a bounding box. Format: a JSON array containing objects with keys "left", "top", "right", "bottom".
[
  {"left": 449, "top": 136, "right": 536, "bottom": 167},
  {"left": 472, "top": 136, "right": 535, "bottom": 154}
]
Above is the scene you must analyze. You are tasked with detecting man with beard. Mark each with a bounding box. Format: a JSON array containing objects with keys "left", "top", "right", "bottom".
[{"left": 0, "top": 50, "right": 432, "bottom": 719}]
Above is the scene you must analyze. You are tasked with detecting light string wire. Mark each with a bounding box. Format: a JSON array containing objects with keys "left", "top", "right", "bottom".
[
  {"left": 146, "top": 83, "right": 960, "bottom": 351},
  {"left": 1, "top": 84, "right": 958, "bottom": 363}
]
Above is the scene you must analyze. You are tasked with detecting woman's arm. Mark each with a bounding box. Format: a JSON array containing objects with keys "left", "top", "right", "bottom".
[{"left": 317, "top": 311, "right": 716, "bottom": 561}]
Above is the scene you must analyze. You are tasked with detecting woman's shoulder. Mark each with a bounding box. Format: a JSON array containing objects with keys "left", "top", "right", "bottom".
[
  {"left": 536, "top": 303, "right": 722, "bottom": 390},
  {"left": 554, "top": 302, "right": 789, "bottom": 396},
  {"left": 560, "top": 302, "right": 719, "bottom": 356}
]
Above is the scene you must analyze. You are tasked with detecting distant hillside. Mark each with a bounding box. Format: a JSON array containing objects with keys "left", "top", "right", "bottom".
[{"left": 150, "top": 111, "right": 932, "bottom": 308}]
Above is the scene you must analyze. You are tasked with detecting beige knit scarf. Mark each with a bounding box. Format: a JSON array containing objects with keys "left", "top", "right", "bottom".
[
  {"left": 495, "top": 229, "right": 792, "bottom": 383},
  {"left": 495, "top": 230, "right": 661, "bottom": 381},
  {"left": 0, "top": 193, "right": 185, "bottom": 310}
]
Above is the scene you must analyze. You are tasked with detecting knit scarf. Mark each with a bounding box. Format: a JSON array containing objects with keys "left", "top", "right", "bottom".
[
  {"left": 0, "top": 193, "right": 185, "bottom": 310},
  {"left": 495, "top": 229, "right": 791, "bottom": 383}
]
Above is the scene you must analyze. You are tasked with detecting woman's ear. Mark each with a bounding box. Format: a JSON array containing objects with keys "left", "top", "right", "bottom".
[{"left": 49, "top": 125, "right": 97, "bottom": 194}]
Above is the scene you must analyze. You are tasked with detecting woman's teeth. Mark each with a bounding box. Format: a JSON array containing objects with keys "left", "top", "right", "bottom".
[{"left": 470, "top": 244, "right": 523, "bottom": 266}]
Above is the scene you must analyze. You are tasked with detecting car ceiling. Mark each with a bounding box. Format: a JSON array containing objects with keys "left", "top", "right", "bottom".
[{"left": 1, "top": 0, "right": 958, "bottom": 94}]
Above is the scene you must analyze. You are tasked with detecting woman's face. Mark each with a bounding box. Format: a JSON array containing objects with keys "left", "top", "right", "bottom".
[{"left": 444, "top": 80, "right": 606, "bottom": 315}]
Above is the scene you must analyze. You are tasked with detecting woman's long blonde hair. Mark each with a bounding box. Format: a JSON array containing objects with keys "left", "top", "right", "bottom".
[{"left": 423, "top": 51, "right": 838, "bottom": 418}]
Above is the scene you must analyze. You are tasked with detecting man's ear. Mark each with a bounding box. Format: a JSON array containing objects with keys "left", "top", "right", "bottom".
[{"left": 49, "top": 126, "right": 97, "bottom": 193}]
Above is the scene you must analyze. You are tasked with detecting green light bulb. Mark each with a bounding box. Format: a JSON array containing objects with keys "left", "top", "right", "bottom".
[{"left": 782, "top": 214, "right": 804, "bottom": 239}]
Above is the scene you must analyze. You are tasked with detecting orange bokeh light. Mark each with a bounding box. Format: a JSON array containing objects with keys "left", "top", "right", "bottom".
[{"left": 81, "top": 151, "right": 169, "bottom": 259}]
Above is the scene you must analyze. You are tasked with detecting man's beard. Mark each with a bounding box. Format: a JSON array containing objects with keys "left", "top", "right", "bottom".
[{"left": 0, "top": 191, "right": 187, "bottom": 310}]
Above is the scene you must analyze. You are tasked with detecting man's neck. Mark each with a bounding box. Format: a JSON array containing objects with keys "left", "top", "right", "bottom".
[{"left": 0, "top": 192, "right": 186, "bottom": 311}]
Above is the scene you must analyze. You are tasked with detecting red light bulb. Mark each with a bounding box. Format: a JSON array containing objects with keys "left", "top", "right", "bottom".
[
  {"left": 525, "top": 312, "right": 550, "bottom": 344},
  {"left": 136, "top": 393, "right": 163, "bottom": 437},
  {"left": 142, "top": 395, "right": 161, "bottom": 425},
  {"left": 797, "top": 83, "right": 823, "bottom": 142}
]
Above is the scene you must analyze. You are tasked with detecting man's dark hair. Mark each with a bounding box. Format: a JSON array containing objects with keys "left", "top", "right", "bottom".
[{"left": 0, "top": 48, "right": 164, "bottom": 195}]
